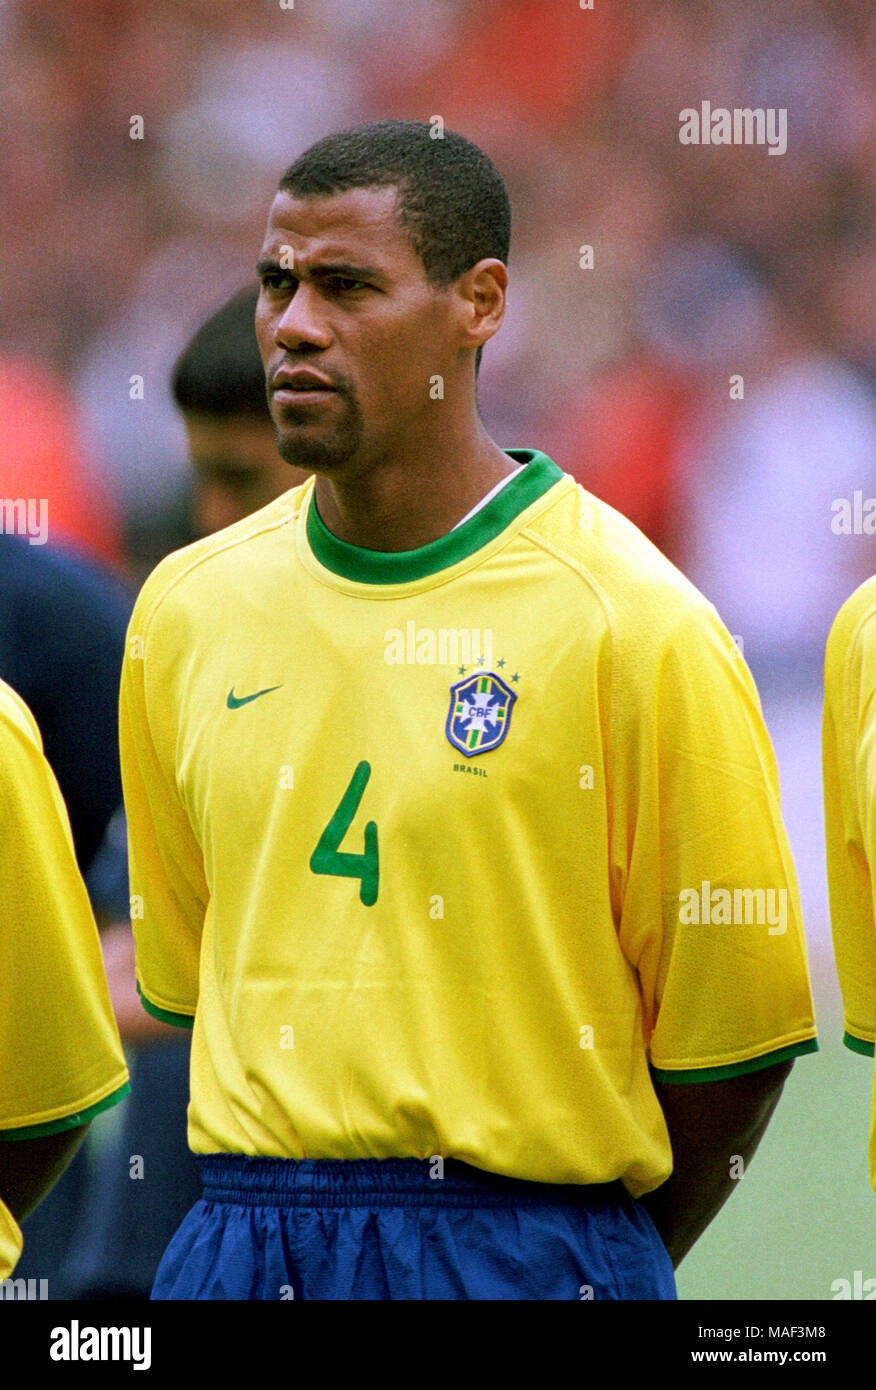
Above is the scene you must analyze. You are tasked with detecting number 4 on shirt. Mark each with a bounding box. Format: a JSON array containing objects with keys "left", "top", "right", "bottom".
[{"left": 310, "top": 760, "right": 379, "bottom": 905}]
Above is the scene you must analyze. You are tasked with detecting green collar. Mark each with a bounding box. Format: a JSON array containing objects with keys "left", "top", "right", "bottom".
[{"left": 306, "top": 449, "right": 563, "bottom": 584}]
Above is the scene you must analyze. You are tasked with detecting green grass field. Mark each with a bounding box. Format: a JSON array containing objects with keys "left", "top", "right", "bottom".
[{"left": 677, "top": 956, "right": 876, "bottom": 1301}]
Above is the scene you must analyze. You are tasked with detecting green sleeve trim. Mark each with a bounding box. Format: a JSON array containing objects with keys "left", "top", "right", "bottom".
[
  {"left": 0, "top": 1080, "right": 131, "bottom": 1141},
  {"left": 843, "top": 1030, "right": 875, "bottom": 1058},
  {"left": 650, "top": 1037, "right": 819, "bottom": 1084},
  {"left": 138, "top": 981, "right": 195, "bottom": 1029}
]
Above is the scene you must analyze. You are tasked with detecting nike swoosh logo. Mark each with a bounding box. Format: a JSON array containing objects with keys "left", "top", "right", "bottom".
[{"left": 226, "top": 685, "right": 283, "bottom": 709}]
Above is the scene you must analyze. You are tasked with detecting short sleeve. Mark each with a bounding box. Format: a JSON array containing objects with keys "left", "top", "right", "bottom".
[
  {"left": 0, "top": 685, "right": 129, "bottom": 1136},
  {"left": 119, "top": 597, "right": 208, "bottom": 1027},
  {"left": 823, "top": 601, "right": 876, "bottom": 1057},
  {"left": 612, "top": 604, "right": 818, "bottom": 1080}
]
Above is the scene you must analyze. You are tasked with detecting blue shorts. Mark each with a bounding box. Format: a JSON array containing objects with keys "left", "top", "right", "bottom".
[{"left": 151, "top": 1156, "right": 676, "bottom": 1301}]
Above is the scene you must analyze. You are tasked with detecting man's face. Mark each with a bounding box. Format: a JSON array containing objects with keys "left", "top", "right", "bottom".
[
  {"left": 183, "top": 412, "right": 309, "bottom": 535},
  {"left": 255, "top": 186, "right": 454, "bottom": 478}
]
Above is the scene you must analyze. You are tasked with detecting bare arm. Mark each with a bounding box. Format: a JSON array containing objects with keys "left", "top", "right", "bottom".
[
  {"left": 0, "top": 1125, "right": 91, "bottom": 1223},
  {"left": 100, "top": 921, "right": 182, "bottom": 1043},
  {"left": 640, "top": 1060, "right": 793, "bottom": 1268}
]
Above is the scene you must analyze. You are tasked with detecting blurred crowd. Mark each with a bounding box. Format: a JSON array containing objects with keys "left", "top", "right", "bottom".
[
  {"left": 1, "top": 0, "right": 873, "bottom": 615},
  {"left": 0, "top": 0, "right": 874, "bottom": 1294}
]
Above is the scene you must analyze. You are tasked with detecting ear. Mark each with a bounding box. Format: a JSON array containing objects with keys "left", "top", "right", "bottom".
[{"left": 453, "top": 258, "right": 507, "bottom": 357}]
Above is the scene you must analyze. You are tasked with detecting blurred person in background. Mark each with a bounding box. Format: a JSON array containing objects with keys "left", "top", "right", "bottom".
[
  {"left": 645, "top": 238, "right": 876, "bottom": 948},
  {"left": 0, "top": 358, "right": 124, "bottom": 575},
  {"left": 172, "top": 284, "right": 310, "bottom": 535},
  {"left": 0, "top": 536, "right": 131, "bottom": 878},
  {"left": 63, "top": 284, "right": 307, "bottom": 1298},
  {"left": 0, "top": 372, "right": 133, "bottom": 1293},
  {"left": 540, "top": 352, "right": 690, "bottom": 562}
]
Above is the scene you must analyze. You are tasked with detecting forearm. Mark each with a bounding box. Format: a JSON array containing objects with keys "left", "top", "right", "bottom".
[
  {"left": 0, "top": 1125, "right": 90, "bottom": 1222},
  {"left": 640, "top": 1060, "right": 793, "bottom": 1268},
  {"left": 100, "top": 920, "right": 182, "bottom": 1043}
]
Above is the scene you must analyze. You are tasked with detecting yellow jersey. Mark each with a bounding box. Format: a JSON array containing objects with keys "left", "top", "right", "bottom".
[
  {"left": 823, "top": 577, "right": 876, "bottom": 1188},
  {"left": 0, "top": 1197, "right": 22, "bottom": 1282},
  {"left": 0, "top": 678, "right": 129, "bottom": 1273},
  {"left": 121, "top": 449, "right": 816, "bottom": 1197}
]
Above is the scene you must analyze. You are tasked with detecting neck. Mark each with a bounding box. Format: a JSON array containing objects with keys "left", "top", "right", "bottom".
[{"left": 312, "top": 414, "right": 515, "bottom": 552}]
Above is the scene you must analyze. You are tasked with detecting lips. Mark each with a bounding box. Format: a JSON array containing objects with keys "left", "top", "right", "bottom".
[{"left": 271, "top": 367, "right": 336, "bottom": 392}]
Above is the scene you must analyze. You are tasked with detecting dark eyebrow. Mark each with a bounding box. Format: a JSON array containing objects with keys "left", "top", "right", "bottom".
[
  {"left": 256, "top": 258, "right": 285, "bottom": 279},
  {"left": 310, "top": 261, "right": 382, "bottom": 283},
  {"left": 256, "top": 256, "right": 383, "bottom": 284}
]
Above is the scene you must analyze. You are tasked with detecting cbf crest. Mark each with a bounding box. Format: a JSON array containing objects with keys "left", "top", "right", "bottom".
[{"left": 446, "top": 671, "right": 516, "bottom": 757}]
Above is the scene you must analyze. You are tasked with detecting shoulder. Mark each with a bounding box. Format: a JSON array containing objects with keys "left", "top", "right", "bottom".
[
  {"left": 0, "top": 679, "right": 60, "bottom": 817},
  {"left": 527, "top": 464, "right": 722, "bottom": 654},
  {"left": 0, "top": 677, "right": 42, "bottom": 753},
  {"left": 127, "top": 483, "right": 309, "bottom": 639},
  {"left": 824, "top": 577, "right": 876, "bottom": 738},
  {"left": 826, "top": 577, "right": 876, "bottom": 673}
]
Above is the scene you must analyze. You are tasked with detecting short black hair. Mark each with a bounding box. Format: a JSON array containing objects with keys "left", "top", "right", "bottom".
[
  {"left": 278, "top": 119, "right": 511, "bottom": 373},
  {"left": 171, "top": 285, "right": 268, "bottom": 418}
]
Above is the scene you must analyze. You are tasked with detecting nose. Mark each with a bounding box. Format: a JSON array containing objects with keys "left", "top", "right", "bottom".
[{"left": 274, "top": 282, "right": 333, "bottom": 353}]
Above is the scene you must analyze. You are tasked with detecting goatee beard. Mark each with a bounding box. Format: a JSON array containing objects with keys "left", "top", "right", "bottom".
[{"left": 275, "top": 394, "right": 363, "bottom": 474}]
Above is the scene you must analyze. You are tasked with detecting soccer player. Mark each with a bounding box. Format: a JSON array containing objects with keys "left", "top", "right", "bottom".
[
  {"left": 0, "top": 678, "right": 129, "bottom": 1281},
  {"left": 822, "top": 578, "right": 876, "bottom": 1191},
  {"left": 121, "top": 120, "right": 817, "bottom": 1301},
  {"left": 171, "top": 284, "right": 309, "bottom": 537}
]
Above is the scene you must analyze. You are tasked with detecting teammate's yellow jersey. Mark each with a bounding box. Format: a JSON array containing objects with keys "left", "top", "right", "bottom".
[
  {"left": 0, "top": 1197, "right": 23, "bottom": 1282},
  {"left": 823, "top": 577, "right": 876, "bottom": 1189},
  {"left": 121, "top": 449, "right": 816, "bottom": 1197},
  {"left": 0, "top": 679, "right": 130, "bottom": 1273}
]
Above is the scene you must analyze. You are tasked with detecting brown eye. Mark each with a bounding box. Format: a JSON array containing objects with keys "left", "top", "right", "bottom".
[{"left": 261, "top": 272, "right": 292, "bottom": 293}]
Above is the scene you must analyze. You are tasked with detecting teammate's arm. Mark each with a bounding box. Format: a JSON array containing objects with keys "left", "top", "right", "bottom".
[
  {"left": 823, "top": 597, "right": 876, "bottom": 1064},
  {"left": 641, "top": 1061, "right": 793, "bottom": 1267},
  {"left": 0, "top": 680, "right": 129, "bottom": 1274},
  {"left": 615, "top": 606, "right": 815, "bottom": 1264},
  {"left": 0, "top": 1126, "right": 91, "bottom": 1223}
]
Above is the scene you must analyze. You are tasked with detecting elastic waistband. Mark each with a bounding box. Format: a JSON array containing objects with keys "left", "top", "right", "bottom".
[{"left": 197, "top": 1156, "right": 627, "bottom": 1210}]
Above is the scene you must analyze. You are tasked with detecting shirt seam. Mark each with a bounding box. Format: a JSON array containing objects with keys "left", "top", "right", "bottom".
[{"left": 132, "top": 500, "right": 301, "bottom": 645}]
